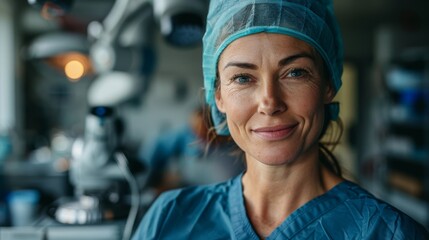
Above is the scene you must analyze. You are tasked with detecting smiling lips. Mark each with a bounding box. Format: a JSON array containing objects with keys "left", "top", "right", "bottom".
[{"left": 252, "top": 124, "right": 298, "bottom": 141}]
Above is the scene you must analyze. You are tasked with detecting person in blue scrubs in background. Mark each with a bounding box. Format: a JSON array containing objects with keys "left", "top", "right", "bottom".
[
  {"left": 139, "top": 106, "right": 244, "bottom": 192},
  {"left": 132, "top": 0, "right": 429, "bottom": 239}
]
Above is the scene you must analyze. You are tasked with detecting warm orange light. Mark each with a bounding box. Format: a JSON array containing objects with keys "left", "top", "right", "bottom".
[
  {"left": 64, "top": 60, "right": 85, "bottom": 81},
  {"left": 45, "top": 52, "right": 93, "bottom": 81}
]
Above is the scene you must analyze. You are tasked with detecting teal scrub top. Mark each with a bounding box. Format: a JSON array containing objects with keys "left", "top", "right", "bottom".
[{"left": 132, "top": 174, "right": 429, "bottom": 239}]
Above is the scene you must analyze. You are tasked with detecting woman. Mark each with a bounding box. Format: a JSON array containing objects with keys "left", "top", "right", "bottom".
[{"left": 132, "top": 0, "right": 429, "bottom": 239}]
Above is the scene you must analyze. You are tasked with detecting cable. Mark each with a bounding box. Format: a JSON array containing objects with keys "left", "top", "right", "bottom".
[{"left": 115, "top": 152, "right": 140, "bottom": 240}]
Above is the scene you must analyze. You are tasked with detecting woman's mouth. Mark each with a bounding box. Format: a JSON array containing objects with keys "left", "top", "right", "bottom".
[{"left": 252, "top": 124, "right": 298, "bottom": 141}]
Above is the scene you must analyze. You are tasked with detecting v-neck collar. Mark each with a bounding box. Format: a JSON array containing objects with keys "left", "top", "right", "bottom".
[{"left": 228, "top": 173, "right": 353, "bottom": 239}]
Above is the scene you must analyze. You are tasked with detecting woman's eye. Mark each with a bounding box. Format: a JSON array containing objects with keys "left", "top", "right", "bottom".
[
  {"left": 287, "top": 68, "right": 308, "bottom": 78},
  {"left": 232, "top": 74, "right": 251, "bottom": 84}
]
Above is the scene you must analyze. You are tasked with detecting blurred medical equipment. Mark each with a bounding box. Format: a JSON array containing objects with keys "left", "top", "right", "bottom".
[
  {"left": 27, "top": 0, "right": 75, "bottom": 18},
  {"left": 153, "top": 0, "right": 207, "bottom": 47},
  {"left": 27, "top": 32, "right": 89, "bottom": 59},
  {"left": 64, "top": 2, "right": 154, "bottom": 235},
  {"left": 65, "top": 106, "right": 140, "bottom": 240},
  {"left": 24, "top": 0, "right": 208, "bottom": 239},
  {"left": 88, "top": 72, "right": 140, "bottom": 107},
  {"left": 89, "top": 0, "right": 207, "bottom": 74},
  {"left": 70, "top": 107, "right": 120, "bottom": 196},
  {"left": 27, "top": 32, "right": 93, "bottom": 81}
]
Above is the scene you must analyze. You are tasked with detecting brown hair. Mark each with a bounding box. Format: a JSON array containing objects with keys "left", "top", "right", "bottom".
[{"left": 319, "top": 109, "right": 344, "bottom": 177}]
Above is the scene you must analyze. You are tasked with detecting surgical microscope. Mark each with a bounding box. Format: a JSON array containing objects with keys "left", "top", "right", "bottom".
[{"left": 23, "top": 0, "right": 208, "bottom": 239}]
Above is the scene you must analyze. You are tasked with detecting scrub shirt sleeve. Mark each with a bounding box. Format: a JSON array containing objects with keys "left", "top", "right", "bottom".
[
  {"left": 361, "top": 199, "right": 429, "bottom": 240},
  {"left": 131, "top": 191, "right": 179, "bottom": 240},
  {"left": 391, "top": 214, "right": 429, "bottom": 240}
]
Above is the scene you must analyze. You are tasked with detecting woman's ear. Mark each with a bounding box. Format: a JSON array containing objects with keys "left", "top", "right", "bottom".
[
  {"left": 324, "top": 82, "right": 336, "bottom": 104},
  {"left": 215, "top": 90, "right": 225, "bottom": 113}
]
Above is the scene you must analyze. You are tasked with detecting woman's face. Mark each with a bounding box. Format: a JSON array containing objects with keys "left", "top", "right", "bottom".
[{"left": 216, "top": 33, "right": 334, "bottom": 166}]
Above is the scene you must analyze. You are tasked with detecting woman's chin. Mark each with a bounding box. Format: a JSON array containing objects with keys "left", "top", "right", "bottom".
[{"left": 250, "top": 150, "right": 299, "bottom": 166}]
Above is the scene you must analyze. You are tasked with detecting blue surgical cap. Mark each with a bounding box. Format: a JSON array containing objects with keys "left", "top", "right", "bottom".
[{"left": 203, "top": 0, "right": 343, "bottom": 135}]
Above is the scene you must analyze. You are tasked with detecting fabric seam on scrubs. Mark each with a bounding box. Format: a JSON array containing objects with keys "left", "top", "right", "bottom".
[
  {"left": 230, "top": 173, "right": 355, "bottom": 239},
  {"left": 229, "top": 173, "right": 261, "bottom": 240},
  {"left": 269, "top": 181, "right": 351, "bottom": 239}
]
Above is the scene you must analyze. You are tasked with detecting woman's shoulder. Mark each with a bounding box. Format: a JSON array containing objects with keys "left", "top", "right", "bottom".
[
  {"left": 337, "top": 181, "right": 415, "bottom": 215},
  {"left": 131, "top": 177, "right": 239, "bottom": 240},
  {"left": 331, "top": 181, "right": 429, "bottom": 238},
  {"left": 143, "top": 175, "right": 240, "bottom": 221},
  {"left": 156, "top": 176, "right": 237, "bottom": 205},
  {"left": 335, "top": 181, "right": 412, "bottom": 220}
]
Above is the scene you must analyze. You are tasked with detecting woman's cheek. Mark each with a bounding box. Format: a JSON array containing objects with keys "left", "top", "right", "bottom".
[{"left": 223, "top": 88, "right": 255, "bottom": 124}]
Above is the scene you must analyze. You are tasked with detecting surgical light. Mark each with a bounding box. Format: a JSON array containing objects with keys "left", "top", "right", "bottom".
[
  {"left": 27, "top": 33, "right": 93, "bottom": 81},
  {"left": 64, "top": 60, "right": 85, "bottom": 80},
  {"left": 46, "top": 52, "right": 92, "bottom": 81},
  {"left": 161, "top": 12, "right": 204, "bottom": 47},
  {"left": 154, "top": 0, "right": 208, "bottom": 47}
]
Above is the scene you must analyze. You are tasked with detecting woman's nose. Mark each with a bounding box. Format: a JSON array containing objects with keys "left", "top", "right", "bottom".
[{"left": 257, "top": 79, "right": 287, "bottom": 116}]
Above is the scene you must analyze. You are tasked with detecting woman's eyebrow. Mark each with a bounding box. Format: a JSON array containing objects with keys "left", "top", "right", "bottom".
[
  {"left": 223, "top": 62, "right": 257, "bottom": 70},
  {"left": 278, "top": 53, "right": 315, "bottom": 67},
  {"left": 222, "top": 53, "right": 315, "bottom": 70}
]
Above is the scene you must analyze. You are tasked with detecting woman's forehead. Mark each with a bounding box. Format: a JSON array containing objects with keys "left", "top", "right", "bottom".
[{"left": 218, "top": 33, "right": 319, "bottom": 67}]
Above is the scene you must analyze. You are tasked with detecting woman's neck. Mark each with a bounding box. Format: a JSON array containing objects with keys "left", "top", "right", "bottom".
[{"left": 242, "top": 153, "right": 343, "bottom": 238}]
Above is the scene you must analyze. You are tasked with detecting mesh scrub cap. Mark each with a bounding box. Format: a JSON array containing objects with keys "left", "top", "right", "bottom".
[{"left": 202, "top": 0, "right": 344, "bottom": 135}]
